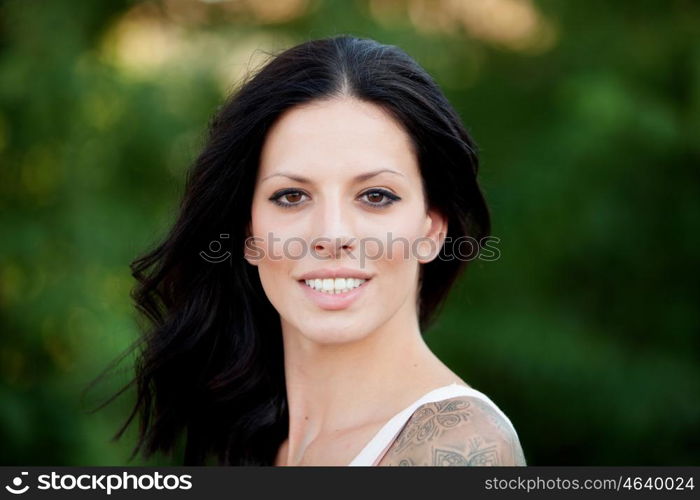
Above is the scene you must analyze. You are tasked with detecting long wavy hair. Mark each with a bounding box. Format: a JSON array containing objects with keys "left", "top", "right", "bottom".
[{"left": 91, "top": 34, "right": 491, "bottom": 466}]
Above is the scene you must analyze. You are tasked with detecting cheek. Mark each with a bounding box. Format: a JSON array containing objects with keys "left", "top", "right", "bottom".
[
  {"left": 358, "top": 214, "right": 425, "bottom": 292},
  {"left": 254, "top": 247, "right": 298, "bottom": 320},
  {"left": 250, "top": 202, "right": 307, "bottom": 263},
  {"left": 362, "top": 208, "right": 426, "bottom": 265},
  {"left": 248, "top": 204, "right": 299, "bottom": 310}
]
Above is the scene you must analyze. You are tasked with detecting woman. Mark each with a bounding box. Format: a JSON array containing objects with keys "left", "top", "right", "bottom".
[{"left": 111, "top": 35, "right": 526, "bottom": 466}]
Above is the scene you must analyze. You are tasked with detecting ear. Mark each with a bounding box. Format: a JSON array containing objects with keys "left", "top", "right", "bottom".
[
  {"left": 417, "top": 208, "right": 447, "bottom": 264},
  {"left": 243, "top": 221, "right": 260, "bottom": 267}
]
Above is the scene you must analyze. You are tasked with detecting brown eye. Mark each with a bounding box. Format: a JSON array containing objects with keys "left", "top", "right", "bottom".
[
  {"left": 360, "top": 188, "right": 401, "bottom": 208},
  {"left": 269, "top": 189, "right": 309, "bottom": 208},
  {"left": 284, "top": 192, "right": 303, "bottom": 203},
  {"left": 366, "top": 192, "right": 384, "bottom": 203}
]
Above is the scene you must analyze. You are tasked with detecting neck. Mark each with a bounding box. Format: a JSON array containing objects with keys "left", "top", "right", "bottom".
[{"left": 278, "top": 302, "right": 459, "bottom": 465}]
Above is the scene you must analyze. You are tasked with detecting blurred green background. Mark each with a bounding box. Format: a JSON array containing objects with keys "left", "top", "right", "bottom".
[{"left": 1, "top": 0, "right": 698, "bottom": 465}]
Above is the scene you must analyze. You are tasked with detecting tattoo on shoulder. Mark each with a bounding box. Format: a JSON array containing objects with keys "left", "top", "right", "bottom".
[{"left": 376, "top": 396, "right": 527, "bottom": 466}]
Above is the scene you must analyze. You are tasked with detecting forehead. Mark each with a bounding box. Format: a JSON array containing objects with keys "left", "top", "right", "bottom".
[{"left": 258, "top": 97, "right": 418, "bottom": 179}]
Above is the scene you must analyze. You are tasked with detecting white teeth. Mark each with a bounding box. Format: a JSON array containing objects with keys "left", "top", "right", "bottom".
[{"left": 303, "top": 277, "right": 367, "bottom": 294}]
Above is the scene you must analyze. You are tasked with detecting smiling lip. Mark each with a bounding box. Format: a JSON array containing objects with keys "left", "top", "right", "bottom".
[
  {"left": 296, "top": 267, "right": 374, "bottom": 281},
  {"left": 298, "top": 278, "right": 371, "bottom": 311}
]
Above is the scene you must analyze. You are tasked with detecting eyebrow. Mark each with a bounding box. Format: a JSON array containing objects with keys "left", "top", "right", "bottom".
[{"left": 261, "top": 168, "right": 405, "bottom": 184}]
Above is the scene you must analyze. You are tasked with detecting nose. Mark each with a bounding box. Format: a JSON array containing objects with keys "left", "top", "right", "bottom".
[
  {"left": 312, "top": 197, "right": 356, "bottom": 259},
  {"left": 313, "top": 234, "right": 354, "bottom": 259}
]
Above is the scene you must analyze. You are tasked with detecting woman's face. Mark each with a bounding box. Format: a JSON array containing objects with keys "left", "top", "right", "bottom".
[{"left": 246, "top": 97, "right": 446, "bottom": 344}]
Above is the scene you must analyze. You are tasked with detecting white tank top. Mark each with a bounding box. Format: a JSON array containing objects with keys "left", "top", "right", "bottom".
[{"left": 347, "top": 382, "right": 518, "bottom": 466}]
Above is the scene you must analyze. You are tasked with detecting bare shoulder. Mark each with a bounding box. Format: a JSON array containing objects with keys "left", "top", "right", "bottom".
[{"left": 376, "top": 395, "right": 527, "bottom": 466}]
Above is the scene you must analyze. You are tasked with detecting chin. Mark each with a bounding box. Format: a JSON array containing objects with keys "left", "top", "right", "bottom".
[{"left": 297, "top": 320, "right": 373, "bottom": 345}]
